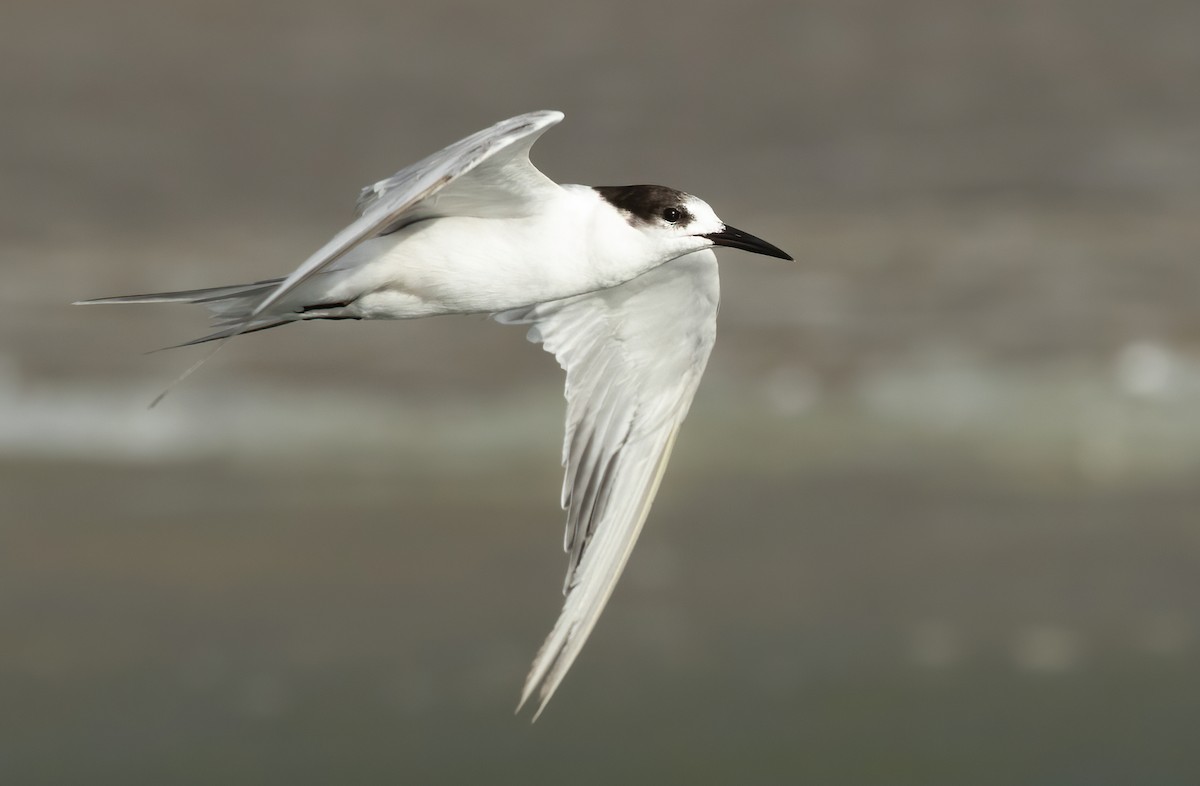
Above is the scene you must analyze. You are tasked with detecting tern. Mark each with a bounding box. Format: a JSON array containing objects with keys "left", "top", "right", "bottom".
[{"left": 77, "top": 110, "right": 792, "bottom": 717}]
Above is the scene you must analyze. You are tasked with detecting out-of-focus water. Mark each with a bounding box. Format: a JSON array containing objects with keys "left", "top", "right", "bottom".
[
  {"left": 3, "top": 1, "right": 1200, "bottom": 783},
  {"left": 4, "top": 449, "right": 1199, "bottom": 784}
]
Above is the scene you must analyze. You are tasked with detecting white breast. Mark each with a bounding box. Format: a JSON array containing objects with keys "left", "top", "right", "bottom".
[{"left": 292, "top": 186, "right": 666, "bottom": 320}]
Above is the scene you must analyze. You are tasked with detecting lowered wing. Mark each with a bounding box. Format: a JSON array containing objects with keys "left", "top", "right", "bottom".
[{"left": 495, "top": 249, "right": 721, "bottom": 718}]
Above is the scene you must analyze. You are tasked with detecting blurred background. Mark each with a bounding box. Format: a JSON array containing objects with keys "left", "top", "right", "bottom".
[{"left": 3, "top": 0, "right": 1200, "bottom": 783}]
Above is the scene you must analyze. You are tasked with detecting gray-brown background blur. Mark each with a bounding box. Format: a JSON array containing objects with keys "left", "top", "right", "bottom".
[{"left": 4, "top": 1, "right": 1199, "bottom": 783}]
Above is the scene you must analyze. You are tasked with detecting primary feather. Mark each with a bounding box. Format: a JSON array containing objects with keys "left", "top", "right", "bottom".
[{"left": 496, "top": 249, "right": 719, "bottom": 717}]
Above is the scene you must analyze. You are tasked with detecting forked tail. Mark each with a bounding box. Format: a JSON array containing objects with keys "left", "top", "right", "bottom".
[{"left": 75, "top": 277, "right": 292, "bottom": 404}]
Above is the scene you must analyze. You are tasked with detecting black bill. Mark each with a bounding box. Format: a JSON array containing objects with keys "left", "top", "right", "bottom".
[{"left": 703, "top": 225, "right": 793, "bottom": 260}]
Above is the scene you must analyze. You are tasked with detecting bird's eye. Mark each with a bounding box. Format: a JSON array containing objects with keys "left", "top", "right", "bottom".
[{"left": 662, "top": 207, "right": 682, "bottom": 224}]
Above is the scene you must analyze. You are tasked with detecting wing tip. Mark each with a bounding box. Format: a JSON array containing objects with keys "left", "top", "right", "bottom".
[
  {"left": 512, "top": 109, "right": 564, "bottom": 134},
  {"left": 524, "top": 108, "right": 563, "bottom": 122},
  {"left": 515, "top": 673, "right": 556, "bottom": 723}
]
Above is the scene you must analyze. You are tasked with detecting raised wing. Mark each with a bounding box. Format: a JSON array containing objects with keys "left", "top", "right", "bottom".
[
  {"left": 354, "top": 113, "right": 562, "bottom": 224},
  {"left": 147, "top": 111, "right": 564, "bottom": 403},
  {"left": 249, "top": 109, "right": 564, "bottom": 323},
  {"left": 495, "top": 250, "right": 721, "bottom": 718}
]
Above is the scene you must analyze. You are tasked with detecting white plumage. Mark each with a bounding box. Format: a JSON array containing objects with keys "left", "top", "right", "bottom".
[{"left": 76, "top": 110, "right": 791, "bottom": 717}]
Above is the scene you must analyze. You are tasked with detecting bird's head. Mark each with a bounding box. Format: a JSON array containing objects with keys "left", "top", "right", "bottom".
[{"left": 594, "top": 185, "right": 793, "bottom": 263}]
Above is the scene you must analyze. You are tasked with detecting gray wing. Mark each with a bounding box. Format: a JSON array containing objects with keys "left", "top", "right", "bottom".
[
  {"left": 141, "top": 111, "right": 564, "bottom": 403},
  {"left": 245, "top": 109, "right": 563, "bottom": 326},
  {"left": 495, "top": 250, "right": 721, "bottom": 718},
  {"left": 354, "top": 113, "right": 562, "bottom": 224}
]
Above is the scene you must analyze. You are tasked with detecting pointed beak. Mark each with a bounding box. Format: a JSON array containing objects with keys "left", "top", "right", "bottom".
[{"left": 703, "top": 225, "right": 793, "bottom": 261}]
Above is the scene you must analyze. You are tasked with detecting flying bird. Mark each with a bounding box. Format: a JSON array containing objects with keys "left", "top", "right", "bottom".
[{"left": 76, "top": 110, "right": 792, "bottom": 717}]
